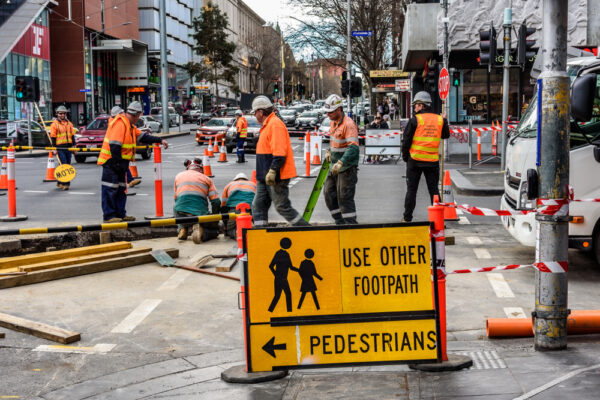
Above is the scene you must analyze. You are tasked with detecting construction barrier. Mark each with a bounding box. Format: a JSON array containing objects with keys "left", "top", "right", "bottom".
[
  {"left": 234, "top": 202, "right": 252, "bottom": 371},
  {"left": 441, "top": 170, "right": 458, "bottom": 221},
  {"left": 428, "top": 199, "right": 447, "bottom": 361},
  {"left": 304, "top": 131, "right": 311, "bottom": 177},
  {"left": 0, "top": 156, "right": 7, "bottom": 190},
  {"left": 1, "top": 145, "right": 27, "bottom": 222},
  {"left": 43, "top": 151, "right": 56, "bottom": 182},
  {"left": 1, "top": 145, "right": 154, "bottom": 152},
  {"left": 145, "top": 144, "right": 165, "bottom": 219},
  {"left": 487, "top": 310, "right": 600, "bottom": 338}
]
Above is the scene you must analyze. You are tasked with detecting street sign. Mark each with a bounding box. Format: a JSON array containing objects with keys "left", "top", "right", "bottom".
[
  {"left": 79, "top": 89, "right": 91, "bottom": 93},
  {"left": 244, "top": 223, "right": 439, "bottom": 372},
  {"left": 395, "top": 79, "right": 411, "bottom": 92},
  {"left": 438, "top": 68, "right": 450, "bottom": 100},
  {"left": 352, "top": 31, "right": 372, "bottom": 37}
]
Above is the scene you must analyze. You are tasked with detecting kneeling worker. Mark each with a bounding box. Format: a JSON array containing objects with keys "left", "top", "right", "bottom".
[
  {"left": 174, "top": 158, "right": 221, "bottom": 243},
  {"left": 221, "top": 173, "right": 256, "bottom": 238}
]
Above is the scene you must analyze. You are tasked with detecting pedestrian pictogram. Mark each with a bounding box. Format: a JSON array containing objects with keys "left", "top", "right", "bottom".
[
  {"left": 244, "top": 223, "right": 440, "bottom": 372},
  {"left": 438, "top": 67, "right": 449, "bottom": 100}
]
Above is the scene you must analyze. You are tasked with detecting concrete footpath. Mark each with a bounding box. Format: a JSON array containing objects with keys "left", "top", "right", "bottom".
[{"left": 448, "top": 161, "right": 505, "bottom": 196}]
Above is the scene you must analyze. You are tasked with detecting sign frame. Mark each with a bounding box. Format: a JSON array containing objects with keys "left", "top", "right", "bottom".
[{"left": 242, "top": 222, "right": 441, "bottom": 372}]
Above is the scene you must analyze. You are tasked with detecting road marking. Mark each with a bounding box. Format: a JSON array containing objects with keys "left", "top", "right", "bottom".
[
  {"left": 292, "top": 145, "right": 300, "bottom": 151},
  {"left": 466, "top": 236, "right": 482, "bottom": 245},
  {"left": 289, "top": 167, "right": 320, "bottom": 187},
  {"left": 504, "top": 307, "right": 527, "bottom": 318},
  {"left": 136, "top": 193, "right": 149, "bottom": 196},
  {"left": 473, "top": 248, "right": 491, "bottom": 259},
  {"left": 458, "top": 216, "right": 470, "bottom": 224},
  {"left": 111, "top": 299, "right": 162, "bottom": 333},
  {"left": 487, "top": 273, "right": 515, "bottom": 298},
  {"left": 33, "top": 343, "right": 116, "bottom": 354},
  {"left": 158, "top": 269, "right": 191, "bottom": 291},
  {"left": 24, "top": 190, "right": 48, "bottom": 194},
  {"left": 68, "top": 192, "right": 95, "bottom": 195},
  {"left": 514, "top": 363, "right": 600, "bottom": 400}
]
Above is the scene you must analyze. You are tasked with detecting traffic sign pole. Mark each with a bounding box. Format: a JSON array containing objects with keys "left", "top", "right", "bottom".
[{"left": 438, "top": 67, "right": 450, "bottom": 201}]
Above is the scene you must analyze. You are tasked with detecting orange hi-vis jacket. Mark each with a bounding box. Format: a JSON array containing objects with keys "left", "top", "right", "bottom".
[
  {"left": 173, "top": 169, "right": 220, "bottom": 215},
  {"left": 221, "top": 179, "right": 256, "bottom": 208},
  {"left": 236, "top": 116, "right": 248, "bottom": 138},
  {"left": 256, "top": 112, "right": 296, "bottom": 181},
  {"left": 50, "top": 118, "right": 74, "bottom": 146},
  {"left": 97, "top": 114, "right": 141, "bottom": 165},
  {"left": 409, "top": 113, "right": 443, "bottom": 162}
]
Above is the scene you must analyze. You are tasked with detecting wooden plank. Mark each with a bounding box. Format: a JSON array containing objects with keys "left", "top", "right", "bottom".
[
  {"left": 0, "top": 248, "right": 179, "bottom": 290},
  {"left": 0, "top": 312, "right": 80, "bottom": 344},
  {"left": 215, "top": 258, "right": 237, "bottom": 272},
  {"left": 0, "top": 242, "right": 133, "bottom": 270},
  {"left": 20, "top": 247, "right": 152, "bottom": 272}
]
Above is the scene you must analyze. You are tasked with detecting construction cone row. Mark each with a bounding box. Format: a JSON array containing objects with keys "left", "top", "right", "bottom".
[
  {"left": 442, "top": 170, "right": 458, "bottom": 221},
  {"left": 0, "top": 156, "right": 7, "bottom": 190},
  {"left": 203, "top": 154, "right": 214, "bottom": 177},
  {"left": 43, "top": 151, "right": 57, "bottom": 182}
]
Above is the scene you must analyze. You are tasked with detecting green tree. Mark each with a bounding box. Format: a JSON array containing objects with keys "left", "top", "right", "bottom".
[{"left": 186, "top": 2, "right": 238, "bottom": 105}]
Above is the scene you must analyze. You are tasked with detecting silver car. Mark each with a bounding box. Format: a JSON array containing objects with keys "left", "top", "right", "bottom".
[
  {"left": 139, "top": 115, "right": 161, "bottom": 133},
  {"left": 150, "top": 106, "right": 180, "bottom": 127}
]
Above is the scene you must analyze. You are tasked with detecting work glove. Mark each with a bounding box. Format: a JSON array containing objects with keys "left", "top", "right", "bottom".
[
  {"left": 325, "top": 150, "right": 331, "bottom": 163},
  {"left": 331, "top": 160, "right": 343, "bottom": 175},
  {"left": 265, "top": 169, "right": 277, "bottom": 186}
]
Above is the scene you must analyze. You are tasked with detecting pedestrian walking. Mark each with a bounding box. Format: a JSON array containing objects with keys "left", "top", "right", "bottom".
[
  {"left": 251, "top": 95, "right": 308, "bottom": 227},
  {"left": 234, "top": 109, "right": 247, "bottom": 163},
  {"left": 97, "top": 101, "right": 168, "bottom": 223},
  {"left": 401, "top": 91, "right": 450, "bottom": 222},
  {"left": 221, "top": 172, "right": 256, "bottom": 238},
  {"left": 174, "top": 158, "right": 221, "bottom": 243},
  {"left": 50, "top": 105, "right": 75, "bottom": 190},
  {"left": 389, "top": 101, "right": 396, "bottom": 121},
  {"left": 323, "top": 94, "right": 359, "bottom": 224}
]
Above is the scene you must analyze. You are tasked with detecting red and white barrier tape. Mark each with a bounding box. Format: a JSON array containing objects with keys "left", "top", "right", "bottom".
[{"left": 447, "top": 261, "right": 568, "bottom": 275}]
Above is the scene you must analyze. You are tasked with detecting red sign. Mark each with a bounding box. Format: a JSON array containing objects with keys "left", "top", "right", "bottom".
[
  {"left": 438, "top": 67, "right": 449, "bottom": 100},
  {"left": 11, "top": 23, "right": 50, "bottom": 61}
]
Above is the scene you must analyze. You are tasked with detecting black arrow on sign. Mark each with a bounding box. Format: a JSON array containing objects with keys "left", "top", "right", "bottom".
[{"left": 262, "top": 336, "right": 287, "bottom": 358}]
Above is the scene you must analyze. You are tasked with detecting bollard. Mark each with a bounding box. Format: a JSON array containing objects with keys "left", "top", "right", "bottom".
[
  {"left": 428, "top": 197, "right": 447, "bottom": 361},
  {"left": 477, "top": 130, "right": 481, "bottom": 161},
  {"left": 144, "top": 144, "right": 169, "bottom": 220},
  {"left": 468, "top": 120, "right": 473, "bottom": 169},
  {"left": 1, "top": 144, "right": 28, "bottom": 222},
  {"left": 305, "top": 131, "right": 311, "bottom": 177},
  {"left": 235, "top": 202, "right": 253, "bottom": 371},
  {"left": 491, "top": 129, "right": 497, "bottom": 156},
  {"left": 0, "top": 156, "right": 8, "bottom": 190}
]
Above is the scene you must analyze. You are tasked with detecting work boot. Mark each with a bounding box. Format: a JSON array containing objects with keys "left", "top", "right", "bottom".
[
  {"left": 191, "top": 224, "right": 203, "bottom": 244},
  {"left": 177, "top": 227, "right": 188, "bottom": 240},
  {"left": 57, "top": 183, "right": 64, "bottom": 189},
  {"left": 62, "top": 185, "right": 69, "bottom": 191},
  {"left": 129, "top": 179, "right": 141, "bottom": 188},
  {"left": 104, "top": 217, "right": 122, "bottom": 223},
  {"left": 122, "top": 216, "right": 136, "bottom": 221}
]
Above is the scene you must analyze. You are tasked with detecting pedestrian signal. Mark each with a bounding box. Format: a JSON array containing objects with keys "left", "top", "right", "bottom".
[
  {"left": 15, "top": 76, "right": 40, "bottom": 102},
  {"left": 452, "top": 71, "right": 460, "bottom": 87}
]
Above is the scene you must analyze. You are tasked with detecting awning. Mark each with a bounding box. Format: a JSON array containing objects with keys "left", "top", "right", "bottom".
[{"left": 94, "top": 39, "right": 149, "bottom": 87}]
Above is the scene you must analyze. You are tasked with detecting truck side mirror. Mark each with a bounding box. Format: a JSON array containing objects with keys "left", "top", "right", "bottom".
[
  {"left": 526, "top": 168, "right": 539, "bottom": 200},
  {"left": 571, "top": 73, "right": 597, "bottom": 122}
]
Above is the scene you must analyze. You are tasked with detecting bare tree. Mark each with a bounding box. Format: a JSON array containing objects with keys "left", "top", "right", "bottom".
[{"left": 255, "top": 25, "right": 283, "bottom": 96}]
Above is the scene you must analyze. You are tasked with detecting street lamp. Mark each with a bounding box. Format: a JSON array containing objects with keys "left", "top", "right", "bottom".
[{"left": 89, "top": 21, "right": 132, "bottom": 120}]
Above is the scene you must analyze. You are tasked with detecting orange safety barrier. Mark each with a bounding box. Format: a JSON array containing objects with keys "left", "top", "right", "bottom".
[
  {"left": 203, "top": 154, "right": 214, "bottom": 178},
  {"left": 428, "top": 197, "right": 447, "bottom": 361},
  {"left": 1, "top": 144, "right": 27, "bottom": 222},
  {"left": 153, "top": 144, "right": 164, "bottom": 217},
  {"left": 0, "top": 156, "right": 7, "bottom": 190},
  {"left": 43, "top": 151, "right": 56, "bottom": 182},
  {"left": 487, "top": 310, "right": 600, "bottom": 338},
  {"left": 477, "top": 130, "right": 481, "bottom": 161},
  {"left": 442, "top": 170, "right": 458, "bottom": 221},
  {"left": 235, "top": 202, "right": 253, "bottom": 371},
  {"left": 305, "top": 131, "right": 311, "bottom": 177}
]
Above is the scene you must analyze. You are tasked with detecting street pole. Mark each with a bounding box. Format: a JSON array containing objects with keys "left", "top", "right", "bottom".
[
  {"left": 159, "top": 0, "right": 169, "bottom": 134},
  {"left": 346, "top": 0, "right": 352, "bottom": 116},
  {"left": 90, "top": 32, "right": 95, "bottom": 120},
  {"left": 442, "top": 0, "right": 449, "bottom": 120},
  {"left": 534, "top": 0, "right": 569, "bottom": 351},
  {"left": 312, "top": 54, "right": 315, "bottom": 101},
  {"left": 500, "top": 8, "right": 511, "bottom": 171}
]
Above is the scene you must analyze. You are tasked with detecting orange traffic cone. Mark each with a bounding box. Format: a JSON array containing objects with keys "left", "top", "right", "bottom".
[
  {"left": 202, "top": 154, "right": 214, "bottom": 177},
  {"left": 204, "top": 145, "right": 210, "bottom": 156},
  {"left": 213, "top": 139, "right": 219, "bottom": 154},
  {"left": 0, "top": 156, "right": 7, "bottom": 190},
  {"left": 218, "top": 143, "right": 228, "bottom": 163},
  {"left": 251, "top": 170, "right": 257, "bottom": 184},
  {"left": 442, "top": 170, "right": 458, "bottom": 221},
  {"left": 129, "top": 159, "right": 141, "bottom": 179},
  {"left": 208, "top": 138, "right": 214, "bottom": 157},
  {"left": 43, "top": 152, "right": 57, "bottom": 182},
  {"left": 311, "top": 142, "right": 321, "bottom": 165}
]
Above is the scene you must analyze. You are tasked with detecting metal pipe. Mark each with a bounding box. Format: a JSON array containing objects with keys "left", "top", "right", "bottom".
[
  {"left": 346, "top": 0, "right": 352, "bottom": 116},
  {"left": 534, "top": 0, "right": 569, "bottom": 351},
  {"left": 159, "top": 0, "right": 169, "bottom": 134},
  {"left": 443, "top": 0, "right": 449, "bottom": 120},
  {"left": 501, "top": 8, "right": 511, "bottom": 171},
  {"left": 90, "top": 33, "right": 95, "bottom": 120}
]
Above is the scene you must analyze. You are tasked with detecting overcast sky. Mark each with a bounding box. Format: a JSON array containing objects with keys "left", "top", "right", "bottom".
[{"left": 242, "top": 0, "right": 298, "bottom": 30}]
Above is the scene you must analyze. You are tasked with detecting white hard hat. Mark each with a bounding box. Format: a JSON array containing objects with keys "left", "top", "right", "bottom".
[
  {"left": 251, "top": 96, "right": 273, "bottom": 113},
  {"left": 126, "top": 101, "right": 143, "bottom": 114},
  {"left": 235, "top": 109, "right": 243, "bottom": 116},
  {"left": 55, "top": 105, "right": 68, "bottom": 113},
  {"left": 110, "top": 106, "right": 124, "bottom": 117},
  {"left": 323, "top": 94, "right": 343, "bottom": 113},
  {"left": 234, "top": 173, "right": 248, "bottom": 181},
  {"left": 411, "top": 91, "right": 432, "bottom": 105}
]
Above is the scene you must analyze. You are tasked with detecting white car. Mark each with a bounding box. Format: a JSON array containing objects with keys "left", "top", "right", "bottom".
[
  {"left": 139, "top": 115, "right": 161, "bottom": 133},
  {"left": 317, "top": 117, "right": 331, "bottom": 143}
]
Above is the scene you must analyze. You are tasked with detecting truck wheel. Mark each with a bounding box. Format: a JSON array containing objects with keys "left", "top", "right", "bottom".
[
  {"left": 141, "top": 147, "right": 152, "bottom": 160},
  {"left": 74, "top": 155, "right": 86, "bottom": 163}
]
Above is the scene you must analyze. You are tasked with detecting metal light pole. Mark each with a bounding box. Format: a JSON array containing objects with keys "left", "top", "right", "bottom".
[
  {"left": 346, "top": 0, "right": 352, "bottom": 115},
  {"left": 500, "top": 8, "right": 512, "bottom": 171},
  {"left": 312, "top": 54, "right": 315, "bottom": 101},
  {"left": 442, "top": 0, "right": 449, "bottom": 120},
  {"left": 534, "top": 0, "right": 569, "bottom": 351},
  {"left": 159, "top": 0, "right": 169, "bottom": 134}
]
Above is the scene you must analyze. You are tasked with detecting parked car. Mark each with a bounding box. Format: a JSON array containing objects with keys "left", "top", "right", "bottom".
[
  {"left": 279, "top": 109, "right": 299, "bottom": 128},
  {"left": 224, "top": 116, "right": 261, "bottom": 153},
  {"left": 196, "top": 112, "right": 214, "bottom": 125},
  {"left": 0, "top": 119, "right": 51, "bottom": 147},
  {"left": 317, "top": 117, "right": 331, "bottom": 143},
  {"left": 183, "top": 109, "right": 204, "bottom": 124},
  {"left": 139, "top": 115, "right": 161, "bottom": 133},
  {"left": 73, "top": 115, "right": 153, "bottom": 163},
  {"left": 150, "top": 107, "right": 180, "bottom": 127},
  {"left": 296, "top": 111, "right": 322, "bottom": 129},
  {"left": 195, "top": 117, "right": 236, "bottom": 145}
]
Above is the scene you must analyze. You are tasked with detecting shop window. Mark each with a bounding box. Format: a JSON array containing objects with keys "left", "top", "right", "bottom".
[
  {"left": 0, "top": 75, "right": 5, "bottom": 96},
  {"left": 0, "top": 60, "right": 4, "bottom": 74},
  {"left": 7, "top": 75, "right": 14, "bottom": 99}
]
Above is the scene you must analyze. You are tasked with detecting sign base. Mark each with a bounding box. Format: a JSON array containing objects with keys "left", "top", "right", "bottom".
[
  {"left": 0, "top": 215, "right": 28, "bottom": 222},
  {"left": 408, "top": 353, "right": 472, "bottom": 372},
  {"left": 221, "top": 364, "right": 287, "bottom": 384}
]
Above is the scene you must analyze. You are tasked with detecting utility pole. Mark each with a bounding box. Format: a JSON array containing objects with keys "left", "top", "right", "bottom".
[
  {"left": 534, "top": 0, "right": 569, "bottom": 351},
  {"left": 500, "top": 8, "right": 511, "bottom": 171},
  {"left": 159, "top": 0, "right": 169, "bottom": 134},
  {"left": 346, "top": 0, "right": 352, "bottom": 116},
  {"left": 312, "top": 54, "right": 315, "bottom": 101},
  {"left": 442, "top": 0, "right": 449, "bottom": 120}
]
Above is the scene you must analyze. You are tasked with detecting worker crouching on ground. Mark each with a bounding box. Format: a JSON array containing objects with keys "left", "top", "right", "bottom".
[
  {"left": 323, "top": 94, "right": 359, "bottom": 224},
  {"left": 221, "top": 173, "right": 256, "bottom": 238},
  {"left": 252, "top": 95, "right": 309, "bottom": 227},
  {"left": 174, "top": 158, "right": 221, "bottom": 244},
  {"left": 50, "top": 105, "right": 75, "bottom": 190},
  {"left": 401, "top": 91, "right": 450, "bottom": 222},
  {"left": 98, "top": 101, "right": 168, "bottom": 223}
]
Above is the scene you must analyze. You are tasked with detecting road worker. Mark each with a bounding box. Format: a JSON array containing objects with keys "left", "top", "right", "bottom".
[
  {"left": 97, "top": 101, "right": 168, "bottom": 223},
  {"left": 235, "top": 109, "right": 248, "bottom": 163},
  {"left": 401, "top": 91, "right": 450, "bottom": 222},
  {"left": 50, "top": 105, "right": 75, "bottom": 190},
  {"left": 252, "top": 95, "right": 308, "bottom": 227},
  {"left": 323, "top": 94, "right": 359, "bottom": 224},
  {"left": 110, "top": 106, "right": 140, "bottom": 188},
  {"left": 221, "top": 172, "right": 256, "bottom": 238},
  {"left": 174, "top": 158, "right": 221, "bottom": 243}
]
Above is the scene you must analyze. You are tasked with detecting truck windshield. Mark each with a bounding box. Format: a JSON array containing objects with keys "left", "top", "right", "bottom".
[{"left": 515, "top": 92, "right": 538, "bottom": 138}]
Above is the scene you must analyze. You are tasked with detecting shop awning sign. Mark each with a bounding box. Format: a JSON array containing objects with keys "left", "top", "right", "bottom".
[{"left": 243, "top": 223, "right": 440, "bottom": 372}]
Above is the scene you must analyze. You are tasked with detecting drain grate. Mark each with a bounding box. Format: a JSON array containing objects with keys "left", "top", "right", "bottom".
[{"left": 452, "top": 350, "right": 507, "bottom": 369}]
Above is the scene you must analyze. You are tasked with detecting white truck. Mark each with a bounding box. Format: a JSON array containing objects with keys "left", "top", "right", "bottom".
[{"left": 501, "top": 56, "right": 600, "bottom": 264}]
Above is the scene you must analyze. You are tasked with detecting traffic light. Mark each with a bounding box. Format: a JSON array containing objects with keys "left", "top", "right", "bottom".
[
  {"left": 425, "top": 65, "right": 437, "bottom": 90},
  {"left": 452, "top": 71, "right": 460, "bottom": 87},
  {"left": 479, "top": 25, "right": 497, "bottom": 66},
  {"left": 350, "top": 77, "right": 362, "bottom": 97},
  {"left": 274, "top": 83, "right": 279, "bottom": 95},
  {"left": 518, "top": 21, "right": 536, "bottom": 66},
  {"left": 341, "top": 71, "right": 350, "bottom": 96},
  {"left": 189, "top": 86, "right": 196, "bottom": 96},
  {"left": 202, "top": 95, "right": 211, "bottom": 111},
  {"left": 14, "top": 76, "right": 40, "bottom": 102}
]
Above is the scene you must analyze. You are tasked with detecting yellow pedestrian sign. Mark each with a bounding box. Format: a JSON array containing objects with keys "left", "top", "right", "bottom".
[{"left": 243, "top": 222, "right": 440, "bottom": 372}]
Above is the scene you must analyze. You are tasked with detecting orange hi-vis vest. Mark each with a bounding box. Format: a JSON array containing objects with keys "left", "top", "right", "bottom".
[
  {"left": 256, "top": 112, "right": 297, "bottom": 180},
  {"left": 236, "top": 116, "right": 248, "bottom": 138},
  {"left": 174, "top": 169, "right": 219, "bottom": 202},
  {"left": 221, "top": 179, "right": 256, "bottom": 207},
  {"left": 50, "top": 119, "right": 74, "bottom": 146},
  {"left": 329, "top": 115, "right": 359, "bottom": 153},
  {"left": 97, "top": 114, "right": 141, "bottom": 165},
  {"left": 409, "top": 113, "right": 443, "bottom": 162}
]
